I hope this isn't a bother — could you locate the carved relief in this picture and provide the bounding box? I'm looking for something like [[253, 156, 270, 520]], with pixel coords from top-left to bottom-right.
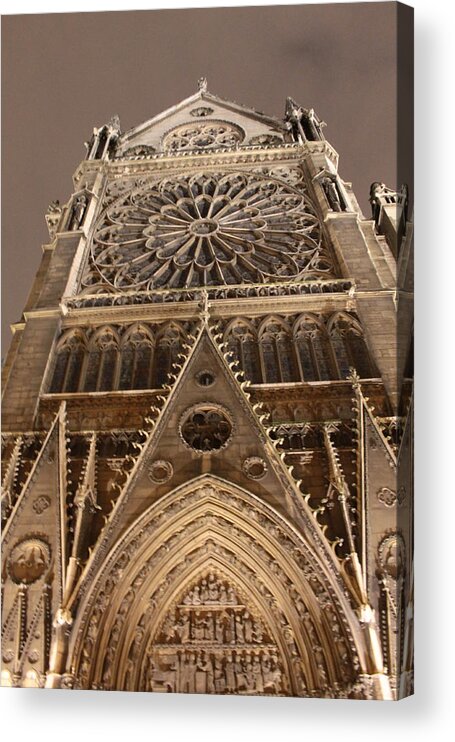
[[378, 533, 405, 581], [249, 134, 284, 147], [72, 481, 360, 696], [7, 538, 51, 584], [377, 487, 405, 508], [162, 122, 244, 152], [32, 496, 51, 515], [190, 107, 214, 117], [144, 572, 284, 695], [148, 460, 173, 484]]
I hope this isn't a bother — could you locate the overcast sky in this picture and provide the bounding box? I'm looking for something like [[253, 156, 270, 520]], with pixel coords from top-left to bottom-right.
[[1, 2, 411, 355]]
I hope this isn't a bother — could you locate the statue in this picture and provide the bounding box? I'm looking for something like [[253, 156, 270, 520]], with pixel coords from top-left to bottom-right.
[[197, 77, 208, 92], [225, 653, 236, 692], [321, 176, 344, 212], [69, 194, 88, 231], [47, 199, 61, 215]]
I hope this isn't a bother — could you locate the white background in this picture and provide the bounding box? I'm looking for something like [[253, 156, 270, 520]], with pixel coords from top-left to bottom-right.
[[1, 1, 453, 740]]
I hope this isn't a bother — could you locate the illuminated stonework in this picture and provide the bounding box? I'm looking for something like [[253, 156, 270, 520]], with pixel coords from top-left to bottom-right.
[[84, 171, 330, 291], [163, 122, 244, 151]]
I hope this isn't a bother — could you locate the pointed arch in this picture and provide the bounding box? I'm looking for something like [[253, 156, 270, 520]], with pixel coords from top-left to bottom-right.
[[327, 312, 377, 379], [83, 326, 120, 392], [153, 322, 185, 387], [69, 476, 368, 697], [293, 313, 336, 382], [49, 329, 87, 393], [119, 324, 155, 390], [223, 318, 261, 384], [258, 316, 297, 383]]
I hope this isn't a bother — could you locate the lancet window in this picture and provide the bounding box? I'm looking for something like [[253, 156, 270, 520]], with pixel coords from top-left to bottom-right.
[[293, 316, 335, 382], [83, 328, 120, 392], [223, 312, 377, 384], [328, 313, 377, 379], [49, 331, 86, 393], [225, 321, 262, 384], [258, 318, 297, 384], [48, 322, 187, 393], [119, 326, 154, 390]]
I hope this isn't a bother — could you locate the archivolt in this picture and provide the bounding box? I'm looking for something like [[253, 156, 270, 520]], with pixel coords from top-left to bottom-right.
[[69, 476, 366, 697]]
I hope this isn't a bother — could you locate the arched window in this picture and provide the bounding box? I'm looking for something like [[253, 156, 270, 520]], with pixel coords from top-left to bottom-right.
[[224, 320, 261, 383], [328, 313, 376, 379], [83, 328, 120, 392], [50, 330, 86, 393], [259, 318, 297, 383], [119, 326, 155, 390], [153, 324, 184, 387], [293, 315, 335, 382]]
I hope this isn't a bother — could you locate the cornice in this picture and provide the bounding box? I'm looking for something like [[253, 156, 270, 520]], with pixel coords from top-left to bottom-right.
[[72, 140, 339, 186]]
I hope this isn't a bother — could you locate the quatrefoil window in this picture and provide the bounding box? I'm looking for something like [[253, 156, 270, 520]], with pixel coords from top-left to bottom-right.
[[180, 405, 233, 452]]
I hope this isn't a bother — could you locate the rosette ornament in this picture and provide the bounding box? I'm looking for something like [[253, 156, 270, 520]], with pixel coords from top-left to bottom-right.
[[85, 172, 333, 292]]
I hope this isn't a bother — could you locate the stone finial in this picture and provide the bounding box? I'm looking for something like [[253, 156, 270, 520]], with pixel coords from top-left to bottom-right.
[[197, 77, 208, 93]]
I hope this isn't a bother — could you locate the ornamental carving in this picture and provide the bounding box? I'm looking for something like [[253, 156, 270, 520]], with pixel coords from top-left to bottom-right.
[[378, 533, 405, 580], [242, 457, 268, 480], [180, 405, 233, 453], [148, 460, 173, 484], [32, 496, 51, 515], [162, 122, 244, 152], [122, 145, 156, 158], [190, 107, 214, 117], [249, 134, 283, 146], [8, 538, 50, 585], [145, 572, 283, 695], [83, 171, 331, 292], [377, 487, 406, 508]]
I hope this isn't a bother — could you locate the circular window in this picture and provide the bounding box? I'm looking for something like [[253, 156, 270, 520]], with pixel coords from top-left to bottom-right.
[[180, 405, 233, 452], [242, 457, 268, 480], [195, 370, 216, 388], [148, 460, 173, 484]]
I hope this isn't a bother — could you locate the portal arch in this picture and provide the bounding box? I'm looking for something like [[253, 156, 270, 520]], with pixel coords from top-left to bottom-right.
[[69, 476, 365, 697]]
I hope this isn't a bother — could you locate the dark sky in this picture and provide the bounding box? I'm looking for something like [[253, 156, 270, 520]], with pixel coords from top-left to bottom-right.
[[1, 2, 406, 356]]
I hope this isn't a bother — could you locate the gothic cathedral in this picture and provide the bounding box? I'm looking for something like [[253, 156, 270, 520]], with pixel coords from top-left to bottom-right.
[[1, 82, 413, 700]]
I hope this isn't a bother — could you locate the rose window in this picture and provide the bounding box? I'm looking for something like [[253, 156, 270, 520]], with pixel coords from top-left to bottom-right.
[[84, 171, 332, 292], [163, 122, 244, 152], [180, 405, 233, 452]]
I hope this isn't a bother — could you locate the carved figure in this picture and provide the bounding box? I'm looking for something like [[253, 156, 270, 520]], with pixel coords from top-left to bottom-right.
[[69, 194, 88, 230]]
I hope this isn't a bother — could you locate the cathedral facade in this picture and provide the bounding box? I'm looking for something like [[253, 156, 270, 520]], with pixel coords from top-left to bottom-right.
[[1, 82, 413, 699]]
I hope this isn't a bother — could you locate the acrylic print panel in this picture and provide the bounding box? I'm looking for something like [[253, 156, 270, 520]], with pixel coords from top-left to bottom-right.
[[1, 2, 413, 700]]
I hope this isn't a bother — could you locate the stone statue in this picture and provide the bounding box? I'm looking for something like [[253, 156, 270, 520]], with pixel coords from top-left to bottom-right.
[[47, 199, 61, 215], [235, 614, 245, 643], [69, 194, 88, 231], [321, 176, 344, 212]]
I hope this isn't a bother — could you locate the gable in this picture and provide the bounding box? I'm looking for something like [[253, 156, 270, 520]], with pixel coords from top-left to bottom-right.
[[118, 90, 288, 156]]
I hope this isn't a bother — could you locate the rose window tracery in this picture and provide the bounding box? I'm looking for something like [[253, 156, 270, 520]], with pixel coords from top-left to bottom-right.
[[83, 171, 332, 292], [163, 122, 244, 152], [180, 405, 233, 452]]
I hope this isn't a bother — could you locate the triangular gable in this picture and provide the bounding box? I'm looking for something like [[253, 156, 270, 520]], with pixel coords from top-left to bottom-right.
[[118, 87, 287, 155], [74, 324, 346, 608]]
